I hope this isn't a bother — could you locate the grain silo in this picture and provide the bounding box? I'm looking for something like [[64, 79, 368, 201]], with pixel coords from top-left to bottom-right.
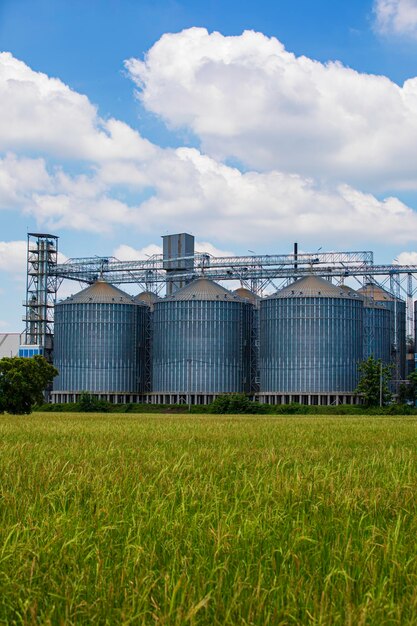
[[134, 291, 161, 393], [233, 288, 260, 392], [357, 283, 406, 379], [151, 278, 253, 404], [363, 301, 392, 364], [233, 287, 260, 305], [340, 285, 392, 365], [259, 275, 364, 405], [52, 280, 148, 403], [134, 291, 161, 311]]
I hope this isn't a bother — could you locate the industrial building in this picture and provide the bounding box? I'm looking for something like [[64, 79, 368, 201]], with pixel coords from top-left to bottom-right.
[[0, 333, 22, 359], [16, 232, 414, 406]]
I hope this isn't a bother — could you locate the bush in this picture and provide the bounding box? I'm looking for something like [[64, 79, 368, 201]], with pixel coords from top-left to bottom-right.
[[208, 394, 268, 414], [77, 393, 111, 413], [34, 398, 417, 416]]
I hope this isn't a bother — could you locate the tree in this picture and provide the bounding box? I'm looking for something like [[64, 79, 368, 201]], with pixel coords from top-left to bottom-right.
[[398, 370, 417, 405], [0, 356, 58, 414], [355, 356, 392, 407]]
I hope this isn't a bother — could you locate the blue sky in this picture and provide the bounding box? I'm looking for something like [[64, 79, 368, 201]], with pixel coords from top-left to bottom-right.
[[1, 0, 417, 330]]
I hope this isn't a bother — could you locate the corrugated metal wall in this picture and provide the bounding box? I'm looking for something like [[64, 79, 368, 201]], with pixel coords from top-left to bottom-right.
[[385, 300, 406, 379], [260, 296, 363, 393], [53, 302, 148, 393], [152, 299, 252, 393], [363, 304, 392, 364]]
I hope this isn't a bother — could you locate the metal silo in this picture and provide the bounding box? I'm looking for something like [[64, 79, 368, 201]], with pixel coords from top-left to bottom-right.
[[259, 276, 364, 405], [134, 291, 161, 393], [134, 291, 161, 311], [340, 286, 392, 365], [233, 288, 260, 305], [151, 278, 253, 404], [410, 300, 417, 374], [363, 300, 392, 364], [52, 280, 148, 403], [357, 283, 406, 380], [234, 288, 260, 393]]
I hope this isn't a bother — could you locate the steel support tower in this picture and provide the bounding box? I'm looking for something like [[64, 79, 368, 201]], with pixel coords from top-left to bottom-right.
[[23, 233, 59, 362]]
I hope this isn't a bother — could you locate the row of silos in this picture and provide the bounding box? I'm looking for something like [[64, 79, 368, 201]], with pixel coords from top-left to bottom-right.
[[51, 275, 405, 403]]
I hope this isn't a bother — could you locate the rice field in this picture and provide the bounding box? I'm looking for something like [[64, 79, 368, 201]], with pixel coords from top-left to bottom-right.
[[1, 413, 417, 625]]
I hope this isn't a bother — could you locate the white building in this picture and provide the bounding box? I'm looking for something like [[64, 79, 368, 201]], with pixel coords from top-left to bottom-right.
[[0, 333, 22, 359]]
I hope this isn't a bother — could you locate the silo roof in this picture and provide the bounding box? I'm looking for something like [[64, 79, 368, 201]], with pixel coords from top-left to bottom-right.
[[357, 283, 402, 303], [134, 291, 161, 305], [339, 284, 363, 298], [234, 288, 260, 304], [165, 278, 245, 301], [338, 284, 389, 308], [267, 275, 362, 300], [59, 280, 140, 305]]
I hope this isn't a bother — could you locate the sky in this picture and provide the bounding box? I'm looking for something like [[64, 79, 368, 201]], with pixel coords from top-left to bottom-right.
[[1, 0, 417, 331]]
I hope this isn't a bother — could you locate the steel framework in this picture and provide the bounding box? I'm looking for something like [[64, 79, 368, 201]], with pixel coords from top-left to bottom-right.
[[23, 233, 59, 361], [24, 234, 417, 381]]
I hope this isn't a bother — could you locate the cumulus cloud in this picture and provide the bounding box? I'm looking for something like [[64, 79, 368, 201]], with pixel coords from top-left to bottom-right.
[[395, 251, 417, 264], [126, 27, 417, 189], [3, 144, 417, 247], [1, 50, 417, 249], [0, 154, 51, 209], [127, 148, 417, 245], [114, 240, 234, 262], [195, 242, 234, 257], [113, 243, 162, 260], [0, 52, 156, 162], [0, 240, 27, 274], [29, 191, 135, 233], [374, 0, 417, 37], [0, 239, 67, 279]]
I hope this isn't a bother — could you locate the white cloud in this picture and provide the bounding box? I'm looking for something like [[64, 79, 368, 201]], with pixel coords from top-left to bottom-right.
[[3, 145, 417, 247], [126, 27, 417, 189], [0, 153, 51, 209], [195, 242, 234, 257], [128, 148, 417, 245], [113, 243, 162, 260], [113, 240, 234, 262], [0, 50, 417, 251], [0, 240, 27, 274], [0, 52, 156, 162], [374, 0, 417, 37], [395, 251, 417, 264], [0, 239, 67, 279], [29, 191, 135, 233]]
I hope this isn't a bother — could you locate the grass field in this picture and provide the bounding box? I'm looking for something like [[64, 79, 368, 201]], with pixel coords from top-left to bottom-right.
[[1, 414, 417, 625]]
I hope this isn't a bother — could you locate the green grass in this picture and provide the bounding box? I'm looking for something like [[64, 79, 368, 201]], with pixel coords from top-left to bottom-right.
[[1, 414, 417, 625]]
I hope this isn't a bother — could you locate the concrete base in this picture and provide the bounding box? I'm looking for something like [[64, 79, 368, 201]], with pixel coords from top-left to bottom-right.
[[51, 392, 145, 404], [256, 393, 362, 406], [51, 391, 362, 406]]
